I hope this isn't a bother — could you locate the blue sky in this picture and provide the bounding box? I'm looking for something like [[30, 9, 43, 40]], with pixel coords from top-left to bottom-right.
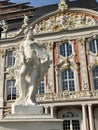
[[11, 0, 59, 7], [10, 0, 98, 7]]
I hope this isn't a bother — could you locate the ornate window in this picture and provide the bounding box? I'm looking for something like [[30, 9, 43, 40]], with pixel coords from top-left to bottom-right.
[[38, 79, 45, 94], [60, 42, 72, 57], [89, 39, 98, 54], [62, 112, 80, 130], [7, 80, 16, 100], [61, 69, 75, 91], [92, 66, 98, 90], [7, 50, 15, 67]]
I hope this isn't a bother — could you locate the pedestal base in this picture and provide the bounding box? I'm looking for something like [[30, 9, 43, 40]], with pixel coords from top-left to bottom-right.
[[0, 114, 63, 130], [12, 103, 43, 114]]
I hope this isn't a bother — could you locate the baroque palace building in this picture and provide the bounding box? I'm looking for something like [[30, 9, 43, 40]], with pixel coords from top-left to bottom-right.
[[1, 0, 98, 130]]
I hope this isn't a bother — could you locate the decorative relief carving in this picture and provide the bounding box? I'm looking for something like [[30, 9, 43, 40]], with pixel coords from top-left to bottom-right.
[[57, 53, 76, 71], [78, 38, 89, 90], [0, 50, 6, 57], [58, 0, 68, 12], [37, 90, 97, 102], [33, 12, 96, 34], [44, 42, 53, 51]]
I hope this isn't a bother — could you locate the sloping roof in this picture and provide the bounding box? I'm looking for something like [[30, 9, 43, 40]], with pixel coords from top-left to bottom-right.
[[0, 0, 35, 21], [68, 0, 98, 10]]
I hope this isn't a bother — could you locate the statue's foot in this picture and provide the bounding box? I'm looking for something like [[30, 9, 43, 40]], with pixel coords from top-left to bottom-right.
[[26, 98, 36, 105]]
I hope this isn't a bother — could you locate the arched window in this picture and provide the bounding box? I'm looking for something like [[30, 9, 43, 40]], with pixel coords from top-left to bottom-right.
[[60, 42, 72, 57], [89, 39, 98, 54], [92, 66, 98, 90], [62, 112, 81, 130], [61, 69, 75, 91]]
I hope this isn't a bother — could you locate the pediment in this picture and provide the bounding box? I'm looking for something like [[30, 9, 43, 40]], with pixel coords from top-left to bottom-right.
[[31, 8, 98, 34]]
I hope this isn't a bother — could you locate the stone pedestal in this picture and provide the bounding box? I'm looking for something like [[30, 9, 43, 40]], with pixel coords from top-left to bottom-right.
[[0, 114, 63, 130], [12, 103, 43, 114], [0, 104, 63, 130]]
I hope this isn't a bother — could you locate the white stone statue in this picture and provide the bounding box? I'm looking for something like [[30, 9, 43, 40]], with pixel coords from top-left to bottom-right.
[[8, 28, 51, 105], [22, 15, 29, 28], [2, 20, 8, 32]]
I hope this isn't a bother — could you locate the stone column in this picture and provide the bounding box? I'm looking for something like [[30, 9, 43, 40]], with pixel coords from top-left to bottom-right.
[[0, 50, 5, 119], [50, 106, 54, 117], [82, 104, 87, 130], [45, 106, 48, 114], [88, 104, 94, 130]]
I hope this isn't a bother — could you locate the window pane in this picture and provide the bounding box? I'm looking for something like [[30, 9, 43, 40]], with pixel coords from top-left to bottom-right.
[[68, 69, 74, 79], [7, 51, 15, 67], [38, 79, 44, 94], [62, 112, 79, 118], [61, 69, 75, 91], [93, 66, 98, 90], [69, 80, 75, 91], [93, 66, 98, 77], [7, 80, 16, 100], [60, 42, 72, 57], [72, 120, 80, 130], [89, 39, 98, 53], [62, 70, 67, 79], [94, 79, 98, 90], [62, 81, 68, 91], [96, 39, 98, 51], [66, 43, 72, 56], [63, 120, 70, 130]]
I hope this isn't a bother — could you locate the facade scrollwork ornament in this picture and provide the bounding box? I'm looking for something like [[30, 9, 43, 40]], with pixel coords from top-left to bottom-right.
[[92, 34, 97, 39], [82, 80, 88, 90], [46, 84, 53, 93], [45, 42, 53, 51], [33, 12, 96, 34], [58, 0, 68, 12], [77, 38, 85, 46], [71, 62, 79, 72], [57, 57, 77, 72], [0, 50, 6, 57]]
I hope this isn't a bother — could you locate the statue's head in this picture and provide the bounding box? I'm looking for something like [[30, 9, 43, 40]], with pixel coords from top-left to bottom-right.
[[26, 27, 34, 41]]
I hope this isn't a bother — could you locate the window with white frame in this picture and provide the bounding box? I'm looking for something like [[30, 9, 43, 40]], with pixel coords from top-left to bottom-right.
[[89, 39, 98, 54], [92, 66, 98, 90], [61, 69, 75, 91], [62, 112, 81, 130], [7, 80, 16, 100], [38, 79, 45, 94], [7, 50, 15, 67], [60, 42, 72, 57]]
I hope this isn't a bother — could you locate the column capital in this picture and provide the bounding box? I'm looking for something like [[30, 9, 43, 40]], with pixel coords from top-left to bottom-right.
[[82, 104, 86, 107], [88, 103, 92, 106]]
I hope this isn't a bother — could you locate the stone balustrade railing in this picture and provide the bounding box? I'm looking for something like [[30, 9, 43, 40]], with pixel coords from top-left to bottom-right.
[[36, 90, 98, 102]]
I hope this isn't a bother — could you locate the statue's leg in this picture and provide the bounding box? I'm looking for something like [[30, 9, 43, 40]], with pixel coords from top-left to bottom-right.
[[16, 65, 27, 102], [26, 67, 39, 105]]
